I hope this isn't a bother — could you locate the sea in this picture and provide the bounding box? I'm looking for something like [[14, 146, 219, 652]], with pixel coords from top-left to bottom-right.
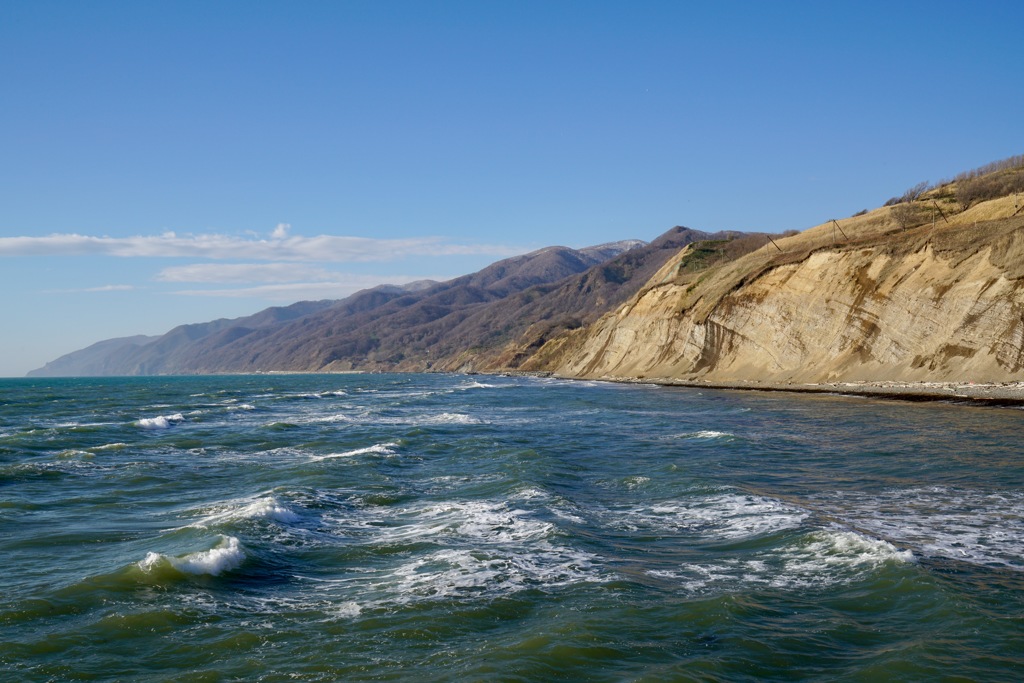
[[1, 373, 1022, 681]]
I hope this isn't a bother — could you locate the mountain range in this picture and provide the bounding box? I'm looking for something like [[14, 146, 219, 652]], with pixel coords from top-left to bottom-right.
[[29, 233, 730, 376], [30, 156, 1024, 385]]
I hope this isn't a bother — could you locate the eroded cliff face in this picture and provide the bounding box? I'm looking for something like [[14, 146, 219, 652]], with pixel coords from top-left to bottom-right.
[[533, 199, 1024, 384]]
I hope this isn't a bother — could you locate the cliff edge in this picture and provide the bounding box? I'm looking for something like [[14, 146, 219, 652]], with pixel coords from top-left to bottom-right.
[[527, 167, 1024, 384]]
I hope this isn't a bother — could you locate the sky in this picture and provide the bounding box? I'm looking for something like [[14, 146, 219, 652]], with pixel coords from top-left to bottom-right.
[[1, 0, 1021, 376]]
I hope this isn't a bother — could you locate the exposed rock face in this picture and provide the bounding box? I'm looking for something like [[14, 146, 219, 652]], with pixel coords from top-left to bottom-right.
[[535, 200, 1024, 384]]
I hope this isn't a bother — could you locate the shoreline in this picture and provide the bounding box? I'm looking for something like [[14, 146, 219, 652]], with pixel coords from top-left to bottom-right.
[[589, 376, 1024, 407], [16, 370, 1024, 407]]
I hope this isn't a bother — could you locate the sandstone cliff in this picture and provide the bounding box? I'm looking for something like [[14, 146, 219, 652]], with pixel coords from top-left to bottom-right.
[[528, 191, 1024, 384]]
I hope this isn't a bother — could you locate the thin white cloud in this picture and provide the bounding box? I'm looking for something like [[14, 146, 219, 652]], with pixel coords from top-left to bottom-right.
[[85, 284, 136, 292], [43, 284, 136, 294], [0, 231, 522, 262], [171, 275, 442, 301], [156, 263, 339, 284]]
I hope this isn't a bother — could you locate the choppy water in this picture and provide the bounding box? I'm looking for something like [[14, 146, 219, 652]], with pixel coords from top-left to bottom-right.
[[1, 374, 1022, 681]]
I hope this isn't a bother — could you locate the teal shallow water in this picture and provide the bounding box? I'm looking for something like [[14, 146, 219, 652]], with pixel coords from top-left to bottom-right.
[[1, 374, 1022, 681]]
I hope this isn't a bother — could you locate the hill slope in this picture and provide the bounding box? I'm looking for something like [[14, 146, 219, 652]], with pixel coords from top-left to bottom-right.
[[527, 166, 1024, 384], [431, 227, 747, 372], [28, 335, 161, 377], [29, 238, 669, 376]]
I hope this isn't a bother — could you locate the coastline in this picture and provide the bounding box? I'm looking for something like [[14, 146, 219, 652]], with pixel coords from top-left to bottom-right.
[[17, 370, 1024, 407], [492, 370, 1024, 406], [594, 376, 1024, 407]]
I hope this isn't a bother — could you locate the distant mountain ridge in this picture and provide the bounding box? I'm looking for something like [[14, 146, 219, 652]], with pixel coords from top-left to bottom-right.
[[29, 335, 161, 378], [30, 235, 691, 376]]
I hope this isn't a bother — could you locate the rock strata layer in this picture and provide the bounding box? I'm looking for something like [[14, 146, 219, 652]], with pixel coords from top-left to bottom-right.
[[531, 198, 1024, 385]]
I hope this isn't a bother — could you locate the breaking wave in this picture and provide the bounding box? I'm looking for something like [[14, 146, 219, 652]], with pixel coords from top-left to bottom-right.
[[311, 442, 400, 461], [136, 413, 185, 430], [138, 535, 246, 577], [190, 496, 301, 527], [649, 527, 914, 594], [811, 487, 1024, 570]]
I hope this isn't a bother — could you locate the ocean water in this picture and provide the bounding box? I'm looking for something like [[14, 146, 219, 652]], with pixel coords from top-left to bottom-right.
[[1, 373, 1022, 682]]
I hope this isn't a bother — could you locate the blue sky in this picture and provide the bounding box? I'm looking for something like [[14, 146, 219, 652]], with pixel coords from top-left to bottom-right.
[[1, 0, 1021, 376]]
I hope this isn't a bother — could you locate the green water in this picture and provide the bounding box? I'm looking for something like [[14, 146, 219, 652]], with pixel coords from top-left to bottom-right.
[[1, 374, 1021, 681]]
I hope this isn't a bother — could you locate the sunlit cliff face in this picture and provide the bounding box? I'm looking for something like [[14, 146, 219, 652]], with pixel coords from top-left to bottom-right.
[[538, 198, 1024, 385]]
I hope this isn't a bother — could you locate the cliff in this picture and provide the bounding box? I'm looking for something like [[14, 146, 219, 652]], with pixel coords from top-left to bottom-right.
[[528, 188, 1024, 384]]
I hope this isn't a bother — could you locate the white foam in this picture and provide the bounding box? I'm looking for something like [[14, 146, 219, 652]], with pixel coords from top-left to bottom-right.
[[333, 601, 362, 618], [456, 381, 498, 390], [136, 413, 185, 430], [680, 430, 733, 440], [239, 497, 300, 524], [192, 495, 300, 527], [360, 412, 483, 425], [56, 449, 94, 459], [428, 412, 480, 425], [309, 410, 483, 427], [57, 421, 113, 429], [550, 508, 587, 524], [390, 549, 508, 596], [770, 529, 914, 588], [138, 535, 245, 576], [650, 527, 913, 594], [606, 492, 808, 540], [311, 442, 399, 461], [379, 543, 600, 602], [375, 499, 554, 545], [329, 496, 605, 602], [345, 412, 483, 426], [811, 487, 1024, 570], [91, 442, 129, 451], [624, 476, 651, 490], [310, 413, 362, 424]]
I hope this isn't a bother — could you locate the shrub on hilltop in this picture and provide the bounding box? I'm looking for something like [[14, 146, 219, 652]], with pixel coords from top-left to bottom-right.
[[882, 154, 1024, 212], [955, 167, 1024, 209]]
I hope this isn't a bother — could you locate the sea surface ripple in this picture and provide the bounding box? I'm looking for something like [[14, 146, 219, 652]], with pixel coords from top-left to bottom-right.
[[1, 374, 1022, 681]]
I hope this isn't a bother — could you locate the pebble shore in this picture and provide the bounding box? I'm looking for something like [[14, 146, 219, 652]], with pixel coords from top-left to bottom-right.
[[629, 378, 1024, 406]]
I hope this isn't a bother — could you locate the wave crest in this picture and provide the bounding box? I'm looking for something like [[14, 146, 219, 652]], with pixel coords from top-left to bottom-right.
[[136, 414, 185, 430], [138, 535, 245, 577]]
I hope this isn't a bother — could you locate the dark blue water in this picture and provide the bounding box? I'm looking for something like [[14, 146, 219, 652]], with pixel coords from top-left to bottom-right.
[[1, 374, 1022, 681]]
